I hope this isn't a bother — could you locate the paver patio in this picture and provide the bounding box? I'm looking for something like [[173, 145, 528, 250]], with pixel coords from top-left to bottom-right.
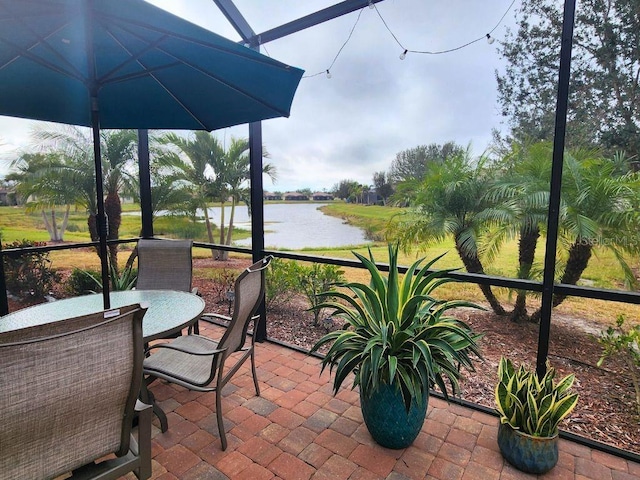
[[135, 323, 640, 480]]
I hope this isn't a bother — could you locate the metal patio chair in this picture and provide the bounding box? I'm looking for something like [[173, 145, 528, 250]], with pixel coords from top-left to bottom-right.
[[136, 238, 200, 334], [0, 304, 151, 480], [142, 256, 272, 450]]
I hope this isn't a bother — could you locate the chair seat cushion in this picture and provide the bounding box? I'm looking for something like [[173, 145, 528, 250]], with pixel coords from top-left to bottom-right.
[[144, 335, 220, 387]]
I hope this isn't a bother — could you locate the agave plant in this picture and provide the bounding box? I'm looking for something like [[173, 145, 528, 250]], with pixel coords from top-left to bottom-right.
[[80, 261, 137, 292], [310, 243, 483, 411], [495, 357, 579, 437]]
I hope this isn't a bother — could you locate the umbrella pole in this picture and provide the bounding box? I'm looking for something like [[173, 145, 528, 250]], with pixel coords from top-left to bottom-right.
[[83, 2, 109, 308], [91, 99, 111, 309]]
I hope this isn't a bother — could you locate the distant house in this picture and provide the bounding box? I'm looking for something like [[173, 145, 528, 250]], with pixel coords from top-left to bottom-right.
[[0, 187, 16, 206], [283, 192, 308, 201], [312, 192, 333, 201], [263, 191, 282, 201], [365, 189, 382, 205]]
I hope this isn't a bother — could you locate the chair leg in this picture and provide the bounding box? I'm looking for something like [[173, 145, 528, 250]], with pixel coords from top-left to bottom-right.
[[216, 391, 227, 451], [140, 376, 169, 433], [188, 320, 199, 335], [250, 347, 260, 396], [136, 401, 153, 480]]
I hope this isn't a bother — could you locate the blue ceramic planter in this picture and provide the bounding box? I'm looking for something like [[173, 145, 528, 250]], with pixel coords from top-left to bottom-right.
[[360, 384, 428, 449], [497, 422, 559, 474]]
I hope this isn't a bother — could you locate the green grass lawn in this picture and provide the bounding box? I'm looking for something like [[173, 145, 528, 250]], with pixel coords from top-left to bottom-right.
[[2, 202, 638, 327]]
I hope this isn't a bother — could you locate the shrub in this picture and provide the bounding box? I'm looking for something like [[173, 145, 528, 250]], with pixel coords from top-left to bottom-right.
[[265, 258, 302, 308], [3, 239, 60, 299], [209, 268, 238, 306], [298, 262, 345, 326], [65, 267, 102, 295], [154, 216, 206, 239], [597, 315, 640, 416]]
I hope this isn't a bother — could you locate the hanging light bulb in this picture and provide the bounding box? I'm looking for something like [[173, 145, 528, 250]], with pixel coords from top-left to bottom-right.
[[326, 69, 332, 79], [486, 33, 495, 45], [399, 49, 408, 60]]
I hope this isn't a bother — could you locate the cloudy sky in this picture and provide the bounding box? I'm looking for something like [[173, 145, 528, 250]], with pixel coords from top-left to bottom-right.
[[0, 0, 517, 192]]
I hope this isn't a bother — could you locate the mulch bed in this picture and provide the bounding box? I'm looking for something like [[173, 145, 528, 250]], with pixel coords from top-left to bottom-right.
[[192, 258, 640, 456], [8, 256, 640, 456]]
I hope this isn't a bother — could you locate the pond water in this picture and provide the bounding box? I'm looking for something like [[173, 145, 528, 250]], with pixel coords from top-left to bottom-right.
[[203, 203, 370, 249]]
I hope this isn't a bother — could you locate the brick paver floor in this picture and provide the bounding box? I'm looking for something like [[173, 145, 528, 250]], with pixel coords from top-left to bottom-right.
[[134, 323, 640, 480]]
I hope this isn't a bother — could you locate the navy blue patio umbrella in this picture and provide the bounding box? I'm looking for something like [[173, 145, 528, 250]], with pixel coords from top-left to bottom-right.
[[0, 0, 303, 307]]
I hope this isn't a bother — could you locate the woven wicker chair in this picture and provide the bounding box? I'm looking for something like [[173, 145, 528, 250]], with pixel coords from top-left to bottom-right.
[[143, 256, 272, 450], [136, 238, 199, 334], [0, 304, 151, 480]]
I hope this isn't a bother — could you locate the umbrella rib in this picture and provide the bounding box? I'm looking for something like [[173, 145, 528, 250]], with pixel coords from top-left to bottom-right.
[[101, 23, 291, 117], [0, 14, 86, 84], [99, 11, 291, 70], [156, 47, 291, 117], [98, 62, 184, 84], [94, 27, 207, 130], [95, 31, 173, 85]]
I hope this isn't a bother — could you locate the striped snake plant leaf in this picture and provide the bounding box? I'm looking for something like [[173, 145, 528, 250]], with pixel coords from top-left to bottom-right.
[[494, 357, 579, 436]]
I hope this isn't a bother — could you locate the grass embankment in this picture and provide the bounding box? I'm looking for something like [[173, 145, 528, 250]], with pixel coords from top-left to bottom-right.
[[314, 203, 640, 328], [1, 202, 638, 327], [0, 203, 249, 270]]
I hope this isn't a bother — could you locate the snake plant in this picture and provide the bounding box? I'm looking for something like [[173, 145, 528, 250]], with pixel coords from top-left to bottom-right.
[[310, 243, 483, 412], [495, 357, 579, 437]]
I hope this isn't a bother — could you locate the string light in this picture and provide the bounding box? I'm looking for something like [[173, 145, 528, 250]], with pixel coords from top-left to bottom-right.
[[303, 0, 516, 78], [303, 7, 365, 78]]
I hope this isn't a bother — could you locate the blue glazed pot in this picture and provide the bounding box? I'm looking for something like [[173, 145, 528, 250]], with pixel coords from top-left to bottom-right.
[[497, 422, 559, 474], [360, 383, 428, 449]]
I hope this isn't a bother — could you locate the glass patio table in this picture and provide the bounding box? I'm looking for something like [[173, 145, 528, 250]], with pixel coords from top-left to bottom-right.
[[0, 290, 205, 342]]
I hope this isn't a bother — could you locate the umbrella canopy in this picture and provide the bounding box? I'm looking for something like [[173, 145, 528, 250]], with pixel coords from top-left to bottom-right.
[[0, 0, 304, 308], [0, 0, 303, 129]]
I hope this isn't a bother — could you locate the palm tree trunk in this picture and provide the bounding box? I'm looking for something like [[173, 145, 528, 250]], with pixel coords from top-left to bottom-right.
[[455, 237, 506, 315], [216, 200, 226, 260], [511, 225, 540, 322], [87, 211, 99, 240], [530, 240, 592, 323], [59, 205, 70, 242], [221, 199, 236, 261], [50, 209, 59, 241], [105, 192, 122, 274], [203, 206, 216, 259], [41, 210, 54, 241]]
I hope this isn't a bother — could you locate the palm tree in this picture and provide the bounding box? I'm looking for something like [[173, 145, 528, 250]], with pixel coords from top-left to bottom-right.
[[216, 137, 276, 260], [485, 142, 553, 322], [529, 149, 640, 321], [30, 126, 137, 268], [101, 130, 138, 270], [393, 151, 506, 315], [159, 131, 224, 258], [7, 152, 79, 242]]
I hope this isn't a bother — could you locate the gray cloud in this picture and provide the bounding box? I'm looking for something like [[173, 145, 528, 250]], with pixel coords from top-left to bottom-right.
[[0, 0, 515, 191]]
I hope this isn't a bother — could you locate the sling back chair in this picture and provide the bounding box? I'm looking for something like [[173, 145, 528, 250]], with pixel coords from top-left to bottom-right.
[[136, 238, 200, 334], [143, 256, 272, 450], [0, 304, 151, 480]]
